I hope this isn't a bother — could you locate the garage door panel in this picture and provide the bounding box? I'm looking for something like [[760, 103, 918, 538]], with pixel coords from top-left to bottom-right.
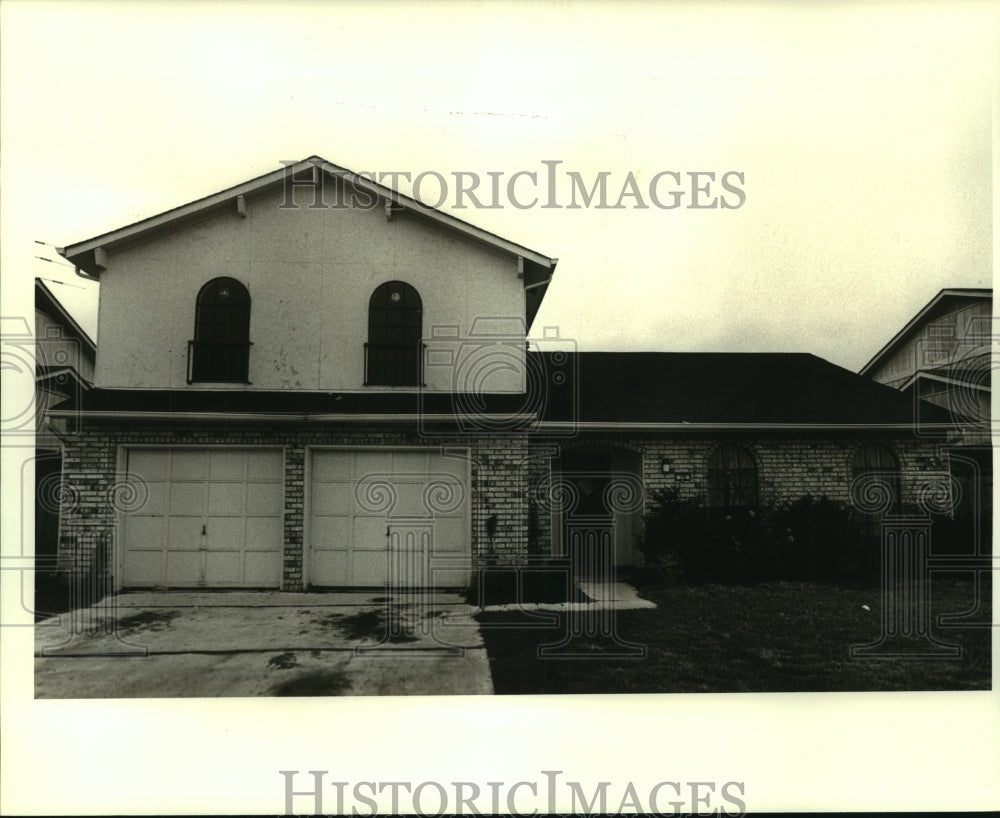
[[171, 451, 209, 480], [209, 451, 247, 480], [431, 567, 468, 587], [353, 551, 392, 586], [312, 482, 352, 515], [207, 482, 245, 515], [423, 480, 466, 516], [247, 482, 283, 515], [123, 448, 283, 589], [387, 532, 430, 586], [354, 452, 391, 478], [126, 517, 167, 549], [165, 517, 204, 550], [245, 552, 282, 585], [311, 550, 347, 586], [431, 518, 466, 552], [128, 450, 170, 481], [313, 454, 353, 481], [247, 450, 283, 478], [205, 552, 242, 584], [393, 482, 428, 516], [354, 517, 388, 551], [393, 451, 429, 472], [436, 456, 469, 479], [246, 517, 282, 550], [309, 449, 470, 587], [122, 551, 164, 585], [136, 482, 169, 516], [169, 483, 206, 516], [206, 517, 243, 551], [165, 551, 202, 584], [310, 515, 350, 548]]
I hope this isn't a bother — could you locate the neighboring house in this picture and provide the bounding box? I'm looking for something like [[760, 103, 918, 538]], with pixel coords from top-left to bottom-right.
[[860, 288, 992, 446], [34, 278, 96, 566], [52, 156, 955, 591], [860, 288, 993, 552]]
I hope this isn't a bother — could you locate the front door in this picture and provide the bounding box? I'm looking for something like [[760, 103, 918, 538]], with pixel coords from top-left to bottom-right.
[[560, 451, 614, 577]]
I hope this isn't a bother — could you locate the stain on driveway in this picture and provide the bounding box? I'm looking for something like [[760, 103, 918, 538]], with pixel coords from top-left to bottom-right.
[[34, 591, 492, 698]]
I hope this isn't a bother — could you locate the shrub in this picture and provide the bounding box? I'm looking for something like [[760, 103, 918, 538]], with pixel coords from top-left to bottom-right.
[[770, 495, 870, 583], [636, 489, 766, 583], [635, 488, 709, 581], [638, 489, 876, 585]]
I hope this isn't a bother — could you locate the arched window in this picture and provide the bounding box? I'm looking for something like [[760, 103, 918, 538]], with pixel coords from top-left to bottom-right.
[[852, 443, 901, 522], [189, 277, 251, 383], [707, 444, 758, 510], [365, 281, 423, 386]]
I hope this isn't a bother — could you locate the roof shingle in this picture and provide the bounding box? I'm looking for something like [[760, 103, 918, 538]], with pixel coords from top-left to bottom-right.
[[54, 352, 953, 427]]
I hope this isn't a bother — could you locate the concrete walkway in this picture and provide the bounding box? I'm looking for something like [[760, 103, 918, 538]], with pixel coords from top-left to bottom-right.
[[34, 590, 493, 698], [481, 580, 657, 613]]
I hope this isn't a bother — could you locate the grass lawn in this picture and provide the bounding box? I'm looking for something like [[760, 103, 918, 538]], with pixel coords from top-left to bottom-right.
[[476, 574, 993, 693]]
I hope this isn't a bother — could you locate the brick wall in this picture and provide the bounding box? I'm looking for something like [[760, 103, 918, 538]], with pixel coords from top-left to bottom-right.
[[58, 420, 950, 587], [57, 418, 530, 590], [527, 432, 949, 554]]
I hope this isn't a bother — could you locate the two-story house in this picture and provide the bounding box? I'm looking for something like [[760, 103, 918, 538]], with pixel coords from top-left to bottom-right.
[[52, 156, 955, 593]]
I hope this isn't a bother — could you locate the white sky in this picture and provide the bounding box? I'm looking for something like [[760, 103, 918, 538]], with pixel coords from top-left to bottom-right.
[[1, 2, 998, 815], [3, 1, 995, 370]]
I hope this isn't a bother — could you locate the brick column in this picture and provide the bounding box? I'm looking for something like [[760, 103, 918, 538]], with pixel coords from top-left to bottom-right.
[[283, 445, 305, 590]]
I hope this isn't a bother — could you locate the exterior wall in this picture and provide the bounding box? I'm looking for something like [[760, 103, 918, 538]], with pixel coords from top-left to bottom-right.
[[34, 307, 96, 447], [34, 308, 96, 385], [57, 419, 530, 590], [868, 299, 991, 389], [94, 183, 527, 392], [640, 435, 945, 507], [58, 421, 950, 584], [528, 432, 949, 557], [919, 381, 991, 446], [867, 297, 992, 447], [526, 448, 554, 555]]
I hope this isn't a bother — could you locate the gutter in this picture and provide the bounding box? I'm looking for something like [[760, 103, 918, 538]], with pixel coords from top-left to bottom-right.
[[534, 421, 956, 432], [45, 410, 954, 432], [73, 265, 100, 283], [46, 410, 539, 424]]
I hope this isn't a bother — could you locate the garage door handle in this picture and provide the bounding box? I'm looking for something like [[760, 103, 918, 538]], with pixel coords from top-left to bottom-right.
[[202, 524, 207, 536]]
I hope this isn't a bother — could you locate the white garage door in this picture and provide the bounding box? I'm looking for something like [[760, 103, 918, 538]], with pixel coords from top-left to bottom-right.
[[122, 449, 284, 588], [309, 449, 470, 588]]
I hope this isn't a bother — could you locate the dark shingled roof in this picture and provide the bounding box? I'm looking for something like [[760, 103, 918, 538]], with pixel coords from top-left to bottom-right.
[[530, 352, 953, 426], [54, 352, 953, 427]]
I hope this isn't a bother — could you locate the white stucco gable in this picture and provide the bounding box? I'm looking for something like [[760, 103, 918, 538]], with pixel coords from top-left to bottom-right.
[[58, 157, 557, 392]]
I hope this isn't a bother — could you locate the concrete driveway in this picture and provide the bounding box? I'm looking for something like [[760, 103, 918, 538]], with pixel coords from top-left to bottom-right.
[[34, 590, 493, 698]]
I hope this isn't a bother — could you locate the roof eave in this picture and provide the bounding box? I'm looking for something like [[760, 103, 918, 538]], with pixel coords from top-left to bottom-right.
[[36, 368, 93, 390], [860, 287, 993, 376], [57, 156, 558, 276], [899, 370, 992, 393], [33, 279, 97, 353]]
